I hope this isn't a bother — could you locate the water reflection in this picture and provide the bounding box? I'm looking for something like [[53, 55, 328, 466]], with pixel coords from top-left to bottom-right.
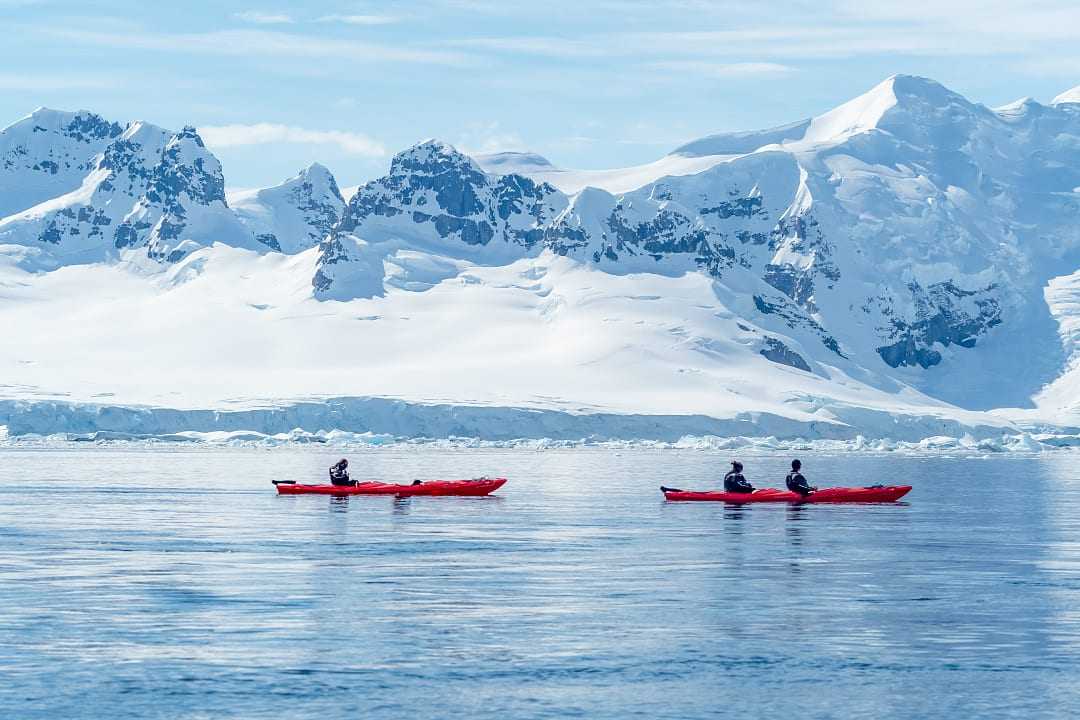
[[722, 504, 746, 525], [0, 448, 1074, 720], [785, 504, 807, 574]]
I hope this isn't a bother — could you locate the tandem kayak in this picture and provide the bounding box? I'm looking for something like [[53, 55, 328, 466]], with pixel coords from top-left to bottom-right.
[[661, 485, 911, 503], [275, 477, 507, 496]]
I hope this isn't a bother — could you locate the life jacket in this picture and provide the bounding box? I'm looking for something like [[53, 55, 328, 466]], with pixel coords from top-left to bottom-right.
[[786, 471, 809, 493]]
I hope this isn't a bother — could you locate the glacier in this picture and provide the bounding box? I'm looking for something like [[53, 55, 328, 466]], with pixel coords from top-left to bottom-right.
[[2, 75, 1080, 446]]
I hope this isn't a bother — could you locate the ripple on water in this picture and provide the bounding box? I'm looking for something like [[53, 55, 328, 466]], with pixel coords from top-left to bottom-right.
[[1, 448, 1079, 719]]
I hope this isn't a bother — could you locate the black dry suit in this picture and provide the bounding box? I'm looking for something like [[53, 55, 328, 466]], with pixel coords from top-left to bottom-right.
[[785, 470, 813, 496], [329, 460, 353, 487], [724, 470, 754, 494]]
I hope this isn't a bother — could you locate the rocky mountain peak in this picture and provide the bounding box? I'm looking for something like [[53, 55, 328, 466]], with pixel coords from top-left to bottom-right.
[[0, 108, 128, 217], [231, 163, 347, 254], [151, 126, 227, 208], [21, 107, 124, 144], [389, 139, 482, 178], [298, 162, 345, 203]]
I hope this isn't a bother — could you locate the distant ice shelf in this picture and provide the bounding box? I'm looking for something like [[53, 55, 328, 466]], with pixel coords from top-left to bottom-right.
[[0, 395, 1059, 447]]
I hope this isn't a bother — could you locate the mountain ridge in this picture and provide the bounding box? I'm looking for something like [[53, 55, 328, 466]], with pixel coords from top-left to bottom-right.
[[2, 74, 1080, 440]]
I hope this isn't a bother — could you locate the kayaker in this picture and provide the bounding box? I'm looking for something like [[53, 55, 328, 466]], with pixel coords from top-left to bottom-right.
[[329, 458, 354, 487], [723, 460, 754, 494], [785, 459, 817, 497]]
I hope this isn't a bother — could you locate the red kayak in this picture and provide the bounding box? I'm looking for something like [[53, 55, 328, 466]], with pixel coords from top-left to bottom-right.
[[275, 477, 507, 496], [661, 485, 911, 503]]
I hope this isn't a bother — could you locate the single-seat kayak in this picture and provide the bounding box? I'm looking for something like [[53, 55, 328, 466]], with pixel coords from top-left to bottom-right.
[[661, 485, 911, 503], [275, 477, 507, 496]]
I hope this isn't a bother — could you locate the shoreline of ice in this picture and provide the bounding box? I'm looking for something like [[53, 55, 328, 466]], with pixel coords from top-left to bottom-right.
[[0, 397, 1077, 455]]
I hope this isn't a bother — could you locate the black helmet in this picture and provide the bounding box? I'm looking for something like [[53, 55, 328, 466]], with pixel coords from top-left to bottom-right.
[[731, 460, 743, 472], [791, 459, 801, 470], [338, 458, 349, 467]]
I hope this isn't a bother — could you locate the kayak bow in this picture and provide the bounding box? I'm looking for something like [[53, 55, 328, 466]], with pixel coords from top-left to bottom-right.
[[661, 485, 911, 503], [275, 477, 507, 497]]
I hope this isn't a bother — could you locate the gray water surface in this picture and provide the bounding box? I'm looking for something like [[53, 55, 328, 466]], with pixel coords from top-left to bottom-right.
[[1, 448, 1078, 719]]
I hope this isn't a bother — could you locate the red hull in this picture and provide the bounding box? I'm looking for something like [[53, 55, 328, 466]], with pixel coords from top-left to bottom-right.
[[662, 485, 911, 503], [276, 477, 507, 496]]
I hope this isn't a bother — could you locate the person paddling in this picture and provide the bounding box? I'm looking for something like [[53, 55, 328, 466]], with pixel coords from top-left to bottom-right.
[[329, 458, 354, 487], [785, 459, 817, 497], [723, 460, 754, 494]]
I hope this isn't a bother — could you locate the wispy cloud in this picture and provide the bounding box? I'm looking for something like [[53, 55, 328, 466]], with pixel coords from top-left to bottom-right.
[[318, 14, 399, 26], [545, 135, 598, 153], [233, 11, 294, 25], [0, 72, 119, 91], [199, 123, 387, 157], [648, 61, 798, 78], [456, 28, 968, 62], [455, 121, 528, 155], [1018, 57, 1080, 78], [43, 27, 471, 66], [453, 36, 609, 58]]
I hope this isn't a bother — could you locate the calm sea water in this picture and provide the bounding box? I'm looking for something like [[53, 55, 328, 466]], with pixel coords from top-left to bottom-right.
[[1, 447, 1079, 719]]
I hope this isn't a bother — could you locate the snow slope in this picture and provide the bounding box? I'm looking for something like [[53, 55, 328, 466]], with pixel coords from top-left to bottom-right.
[[1035, 269, 1080, 420], [0, 243, 1010, 442], [1053, 85, 1080, 105], [474, 150, 736, 195]]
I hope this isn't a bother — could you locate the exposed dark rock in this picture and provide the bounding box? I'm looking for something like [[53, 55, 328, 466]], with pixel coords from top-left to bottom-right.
[[760, 337, 812, 372], [754, 293, 846, 357], [764, 263, 817, 310], [255, 233, 281, 252], [874, 280, 1002, 368], [62, 112, 124, 144], [701, 195, 764, 219]]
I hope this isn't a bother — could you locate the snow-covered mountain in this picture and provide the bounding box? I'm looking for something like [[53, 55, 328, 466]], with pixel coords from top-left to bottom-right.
[[2, 75, 1080, 443], [230, 163, 345, 254], [313, 140, 566, 299], [314, 75, 1080, 417], [0, 109, 346, 268], [1053, 85, 1080, 106], [0, 108, 123, 218]]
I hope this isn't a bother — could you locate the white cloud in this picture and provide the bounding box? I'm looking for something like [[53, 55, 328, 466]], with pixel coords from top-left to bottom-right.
[[449, 2, 1080, 64], [0, 73, 118, 90], [233, 11, 294, 25], [199, 123, 387, 157], [545, 135, 598, 153], [453, 36, 609, 58], [44, 27, 471, 66], [318, 14, 399, 26], [457, 28, 957, 61], [648, 61, 797, 78], [1018, 57, 1080, 78], [455, 122, 528, 155]]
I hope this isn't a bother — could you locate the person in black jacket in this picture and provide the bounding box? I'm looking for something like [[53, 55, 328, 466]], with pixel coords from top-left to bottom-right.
[[329, 458, 354, 486], [785, 459, 816, 497], [723, 460, 754, 494]]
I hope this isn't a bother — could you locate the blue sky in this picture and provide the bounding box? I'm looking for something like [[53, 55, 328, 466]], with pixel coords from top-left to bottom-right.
[[3, 0, 1079, 188]]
